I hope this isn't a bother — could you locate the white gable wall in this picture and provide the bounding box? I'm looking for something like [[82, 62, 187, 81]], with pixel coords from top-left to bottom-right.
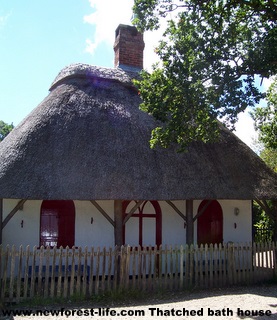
[[2, 199, 252, 248]]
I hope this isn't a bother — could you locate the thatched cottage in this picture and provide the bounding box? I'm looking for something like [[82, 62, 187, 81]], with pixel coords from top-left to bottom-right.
[[0, 25, 276, 249]]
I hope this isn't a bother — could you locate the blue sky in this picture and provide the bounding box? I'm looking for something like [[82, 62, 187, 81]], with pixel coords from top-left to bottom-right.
[[0, 0, 137, 125], [0, 0, 265, 149]]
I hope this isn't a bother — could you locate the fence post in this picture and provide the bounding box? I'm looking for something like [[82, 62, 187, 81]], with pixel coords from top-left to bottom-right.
[[119, 245, 125, 291], [180, 245, 184, 289], [16, 245, 23, 303], [227, 243, 234, 285], [273, 242, 277, 278]]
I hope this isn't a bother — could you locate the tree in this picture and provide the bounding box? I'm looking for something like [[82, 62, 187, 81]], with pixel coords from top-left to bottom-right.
[[253, 147, 277, 242], [251, 76, 277, 242], [133, 0, 277, 151], [252, 77, 277, 149], [0, 120, 14, 142]]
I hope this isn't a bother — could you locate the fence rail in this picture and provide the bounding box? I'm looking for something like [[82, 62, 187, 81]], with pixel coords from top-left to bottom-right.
[[0, 242, 276, 303]]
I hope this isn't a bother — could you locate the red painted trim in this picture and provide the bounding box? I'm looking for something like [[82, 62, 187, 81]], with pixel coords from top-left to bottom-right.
[[197, 200, 223, 245], [40, 200, 75, 248], [122, 200, 162, 247]]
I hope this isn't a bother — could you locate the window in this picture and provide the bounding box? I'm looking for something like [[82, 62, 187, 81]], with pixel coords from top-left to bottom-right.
[[40, 200, 75, 248], [122, 200, 162, 247]]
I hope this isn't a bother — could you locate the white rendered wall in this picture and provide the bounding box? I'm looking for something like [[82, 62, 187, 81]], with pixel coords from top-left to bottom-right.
[[74, 200, 114, 248], [159, 201, 186, 246], [220, 200, 252, 243], [2, 199, 252, 248], [2, 199, 41, 247]]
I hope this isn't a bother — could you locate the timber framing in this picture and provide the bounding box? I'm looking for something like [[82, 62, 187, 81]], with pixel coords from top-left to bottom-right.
[[2, 199, 26, 229], [123, 200, 144, 225], [114, 200, 123, 246], [193, 200, 213, 222], [186, 200, 194, 245], [90, 200, 115, 227], [90, 200, 145, 227], [166, 200, 186, 222], [165, 200, 213, 224]]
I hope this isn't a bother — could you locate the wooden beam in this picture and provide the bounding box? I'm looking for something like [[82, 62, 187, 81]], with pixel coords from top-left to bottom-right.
[[166, 200, 186, 221], [2, 199, 27, 229], [0, 199, 3, 245], [123, 200, 144, 225], [186, 200, 194, 245], [193, 200, 213, 222], [114, 200, 123, 247], [90, 200, 115, 227]]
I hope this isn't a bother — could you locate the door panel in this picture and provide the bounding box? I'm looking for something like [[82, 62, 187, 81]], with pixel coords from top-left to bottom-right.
[[197, 200, 223, 245], [40, 200, 75, 247]]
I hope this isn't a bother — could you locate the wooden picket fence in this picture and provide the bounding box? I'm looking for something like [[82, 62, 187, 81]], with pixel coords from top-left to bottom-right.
[[0, 242, 276, 303]]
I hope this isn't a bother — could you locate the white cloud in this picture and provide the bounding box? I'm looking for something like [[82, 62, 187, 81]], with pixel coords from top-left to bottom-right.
[[84, 1, 265, 150], [84, 0, 163, 69], [84, 0, 134, 55], [234, 109, 258, 150], [85, 38, 97, 55], [0, 12, 10, 30]]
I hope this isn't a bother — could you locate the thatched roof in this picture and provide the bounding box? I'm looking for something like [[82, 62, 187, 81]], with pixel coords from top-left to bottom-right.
[[0, 63, 276, 200]]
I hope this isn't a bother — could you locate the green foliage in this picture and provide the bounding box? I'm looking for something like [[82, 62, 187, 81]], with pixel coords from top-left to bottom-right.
[[0, 120, 14, 142], [253, 200, 274, 243], [252, 77, 277, 150], [260, 148, 277, 172], [133, 0, 277, 150], [252, 96, 277, 243]]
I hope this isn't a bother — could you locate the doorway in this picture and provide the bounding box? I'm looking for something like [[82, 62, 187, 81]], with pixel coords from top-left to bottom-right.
[[40, 200, 75, 247], [197, 200, 223, 245]]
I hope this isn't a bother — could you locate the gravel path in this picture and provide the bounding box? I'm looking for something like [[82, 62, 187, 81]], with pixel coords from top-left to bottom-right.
[[3, 284, 277, 319]]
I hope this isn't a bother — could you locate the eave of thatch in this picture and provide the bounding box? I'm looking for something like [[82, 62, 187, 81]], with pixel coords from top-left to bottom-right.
[[0, 64, 276, 201]]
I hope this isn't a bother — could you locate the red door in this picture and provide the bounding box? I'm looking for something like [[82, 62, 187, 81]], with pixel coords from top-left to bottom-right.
[[197, 200, 223, 245], [122, 201, 162, 247], [40, 200, 75, 248]]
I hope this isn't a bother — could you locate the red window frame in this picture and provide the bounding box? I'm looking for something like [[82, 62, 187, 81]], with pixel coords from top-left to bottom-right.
[[122, 200, 162, 248]]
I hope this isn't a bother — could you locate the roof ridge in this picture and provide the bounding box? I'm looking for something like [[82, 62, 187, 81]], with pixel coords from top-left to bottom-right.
[[49, 63, 140, 91]]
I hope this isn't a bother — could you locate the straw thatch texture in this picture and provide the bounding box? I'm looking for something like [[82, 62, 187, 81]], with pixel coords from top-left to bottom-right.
[[0, 64, 276, 200]]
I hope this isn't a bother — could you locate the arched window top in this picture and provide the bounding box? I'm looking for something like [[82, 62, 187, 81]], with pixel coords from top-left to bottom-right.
[[123, 200, 162, 247]]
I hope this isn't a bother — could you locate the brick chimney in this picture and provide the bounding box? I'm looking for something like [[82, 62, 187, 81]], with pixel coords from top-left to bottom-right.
[[113, 24, 145, 72]]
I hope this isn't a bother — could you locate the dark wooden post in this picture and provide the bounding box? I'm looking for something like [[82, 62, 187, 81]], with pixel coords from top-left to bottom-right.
[[0, 199, 2, 245], [114, 200, 123, 247], [114, 200, 124, 286], [186, 199, 194, 245], [273, 200, 277, 243]]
